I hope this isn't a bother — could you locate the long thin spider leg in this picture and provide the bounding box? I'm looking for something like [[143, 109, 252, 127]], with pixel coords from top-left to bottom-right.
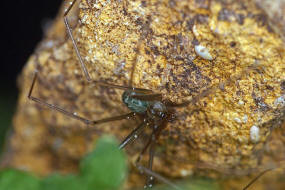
[[28, 72, 136, 126], [179, 158, 285, 176], [133, 129, 158, 189], [145, 134, 156, 188], [119, 121, 147, 149], [136, 164, 183, 190], [242, 168, 274, 190], [28, 72, 91, 124], [63, 0, 152, 93], [64, 0, 91, 82], [131, 93, 162, 101], [63, 0, 78, 18], [133, 131, 154, 188], [91, 82, 153, 93], [91, 112, 135, 125], [129, 38, 144, 87], [135, 130, 154, 165], [171, 64, 260, 108], [144, 123, 169, 188], [134, 124, 182, 189]]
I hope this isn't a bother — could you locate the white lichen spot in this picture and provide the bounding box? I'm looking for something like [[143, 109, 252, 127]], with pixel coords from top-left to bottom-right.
[[238, 100, 244, 105], [112, 45, 119, 55], [114, 61, 126, 75], [234, 117, 242, 124], [94, 3, 101, 9], [81, 14, 89, 23], [129, 0, 146, 16], [250, 125, 260, 143], [43, 40, 54, 49], [180, 169, 191, 177], [274, 95, 285, 107], [214, 27, 220, 34], [193, 25, 199, 37], [242, 115, 248, 123], [53, 44, 71, 61], [194, 45, 213, 60]]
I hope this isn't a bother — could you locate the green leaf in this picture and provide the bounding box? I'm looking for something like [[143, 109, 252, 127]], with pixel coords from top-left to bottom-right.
[[80, 136, 127, 190], [0, 169, 40, 190], [0, 136, 128, 190], [40, 174, 82, 190]]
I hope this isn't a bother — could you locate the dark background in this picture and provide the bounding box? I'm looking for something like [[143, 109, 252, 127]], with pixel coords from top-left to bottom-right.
[[0, 0, 62, 151]]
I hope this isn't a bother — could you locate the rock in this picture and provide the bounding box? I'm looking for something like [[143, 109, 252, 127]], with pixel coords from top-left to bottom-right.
[[255, 0, 285, 42], [1, 0, 285, 189]]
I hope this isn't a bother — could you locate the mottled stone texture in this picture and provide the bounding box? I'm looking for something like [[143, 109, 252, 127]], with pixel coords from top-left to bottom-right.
[[255, 0, 285, 42], [1, 0, 285, 189]]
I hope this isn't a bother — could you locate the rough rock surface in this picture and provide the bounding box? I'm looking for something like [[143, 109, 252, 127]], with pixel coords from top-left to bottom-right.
[[1, 0, 285, 189], [255, 0, 285, 42]]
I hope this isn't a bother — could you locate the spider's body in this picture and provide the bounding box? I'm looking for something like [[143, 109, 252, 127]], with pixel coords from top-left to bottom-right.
[[123, 90, 170, 118], [122, 90, 151, 113]]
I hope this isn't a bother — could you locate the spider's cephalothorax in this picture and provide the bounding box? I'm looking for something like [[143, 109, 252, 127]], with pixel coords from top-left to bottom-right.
[[122, 90, 151, 113], [122, 90, 170, 122]]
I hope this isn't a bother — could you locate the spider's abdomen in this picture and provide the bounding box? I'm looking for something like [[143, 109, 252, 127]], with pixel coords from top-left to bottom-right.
[[122, 90, 150, 113]]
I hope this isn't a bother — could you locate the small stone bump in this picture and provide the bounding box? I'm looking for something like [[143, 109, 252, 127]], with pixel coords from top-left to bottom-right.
[[250, 125, 260, 143], [194, 45, 213, 60]]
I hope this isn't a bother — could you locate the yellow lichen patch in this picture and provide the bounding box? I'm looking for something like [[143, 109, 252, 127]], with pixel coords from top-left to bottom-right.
[[2, 0, 285, 189]]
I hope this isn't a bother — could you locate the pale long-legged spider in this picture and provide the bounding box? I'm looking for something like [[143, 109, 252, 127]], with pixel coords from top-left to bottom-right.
[[28, 0, 270, 189]]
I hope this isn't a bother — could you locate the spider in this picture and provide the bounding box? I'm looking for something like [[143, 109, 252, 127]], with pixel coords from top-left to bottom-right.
[[27, 0, 274, 189]]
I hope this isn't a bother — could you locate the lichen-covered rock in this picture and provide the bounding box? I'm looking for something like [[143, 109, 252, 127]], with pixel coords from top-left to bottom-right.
[[1, 0, 285, 189], [255, 0, 285, 42]]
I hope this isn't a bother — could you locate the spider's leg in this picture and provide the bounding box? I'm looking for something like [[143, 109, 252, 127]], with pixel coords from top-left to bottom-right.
[[129, 37, 144, 87], [119, 121, 147, 149], [91, 112, 135, 125], [135, 131, 153, 164], [145, 135, 155, 188], [63, 0, 91, 81], [91, 82, 153, 93], [130, 93, 162, 101], [63, 0, 152, 93], [136, 164, 182, 190], [171, 63, 261, 108], [243, 168, 273, 190], [28, 72, 90, 124], [134, 130, 156, 188], [63, 0, 78, 18], [134, 130, 181, 189], [145, 123, 166, 188], [28, 72, 136, 126]]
